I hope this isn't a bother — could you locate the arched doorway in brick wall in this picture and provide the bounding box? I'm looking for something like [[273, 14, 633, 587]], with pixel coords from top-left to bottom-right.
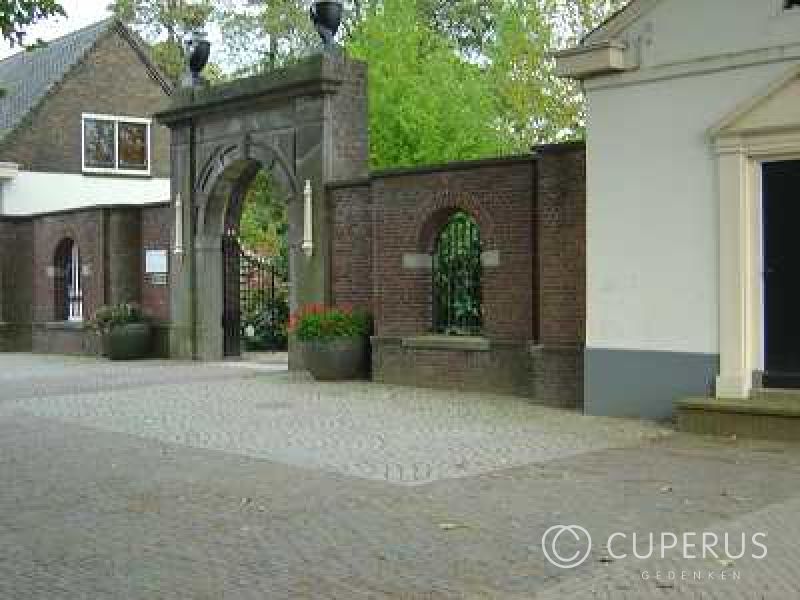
[[191, 141, 299, 361], [201, 148, 295, 359]]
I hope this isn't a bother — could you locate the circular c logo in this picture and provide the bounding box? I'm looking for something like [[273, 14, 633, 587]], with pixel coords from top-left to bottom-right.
[[542, 525, 593, 569]]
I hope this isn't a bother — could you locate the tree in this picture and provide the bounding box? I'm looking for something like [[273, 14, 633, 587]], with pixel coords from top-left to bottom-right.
[[486, 0, 627, 148], [239, 169, 288, 273], [417, 0, 499, 59], [347, 0, 504, 169], [0, 0, 65, 47], [108, 0, 217, 81]]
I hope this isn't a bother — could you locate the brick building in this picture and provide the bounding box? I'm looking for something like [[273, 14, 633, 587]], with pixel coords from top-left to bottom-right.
[[0, 19, 173, 354]]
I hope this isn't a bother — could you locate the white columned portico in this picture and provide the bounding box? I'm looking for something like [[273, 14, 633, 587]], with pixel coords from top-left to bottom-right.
[[713, 65, 800, 398], [715, 144, 754, 398]]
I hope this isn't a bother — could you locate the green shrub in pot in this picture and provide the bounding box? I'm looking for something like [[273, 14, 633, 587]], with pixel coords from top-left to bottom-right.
[[289, 304, 371, 380], [89, 303, 152, 360]]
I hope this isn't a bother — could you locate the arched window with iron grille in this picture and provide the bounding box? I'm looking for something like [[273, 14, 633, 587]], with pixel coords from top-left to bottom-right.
[[54, 239, 83, 322], [432, 211, 482, 335]]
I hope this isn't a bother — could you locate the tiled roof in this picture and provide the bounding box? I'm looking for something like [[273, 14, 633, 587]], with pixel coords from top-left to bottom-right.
[[0, 19, 114, 141]]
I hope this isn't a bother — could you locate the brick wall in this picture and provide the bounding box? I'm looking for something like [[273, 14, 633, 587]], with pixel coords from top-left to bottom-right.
[[0, 218, 33, 350], [141, 204, 171, 322], [0, 203, 172, 355], [329, 146, 586, 408], [0, 26, 171, 176], [533, 143, 586, 409], [330, 182, 372, 313]]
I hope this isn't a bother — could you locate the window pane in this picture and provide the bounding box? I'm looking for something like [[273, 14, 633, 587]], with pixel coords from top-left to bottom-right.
[[119, 122, 148, 170], [83, 119, 116, 169]]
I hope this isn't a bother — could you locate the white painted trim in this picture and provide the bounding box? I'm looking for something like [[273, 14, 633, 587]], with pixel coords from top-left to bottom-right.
[[1, 171, 169, 216], [0, 162, 19, 179], [555, 42, 636, 79], [712, 64, 800, 136], [583, 0, 664, 46], [714, 132, 800, 399], [583, 42, 800, 92], [81, 113, 152, 177]]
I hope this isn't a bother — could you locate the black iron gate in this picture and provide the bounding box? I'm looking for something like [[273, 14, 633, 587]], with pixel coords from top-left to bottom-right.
[[222, 231, 287, 357], [432, 211, 482, 335]]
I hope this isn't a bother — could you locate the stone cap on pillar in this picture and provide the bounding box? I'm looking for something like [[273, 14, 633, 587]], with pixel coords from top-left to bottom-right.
[[155, 53, 363, 126]]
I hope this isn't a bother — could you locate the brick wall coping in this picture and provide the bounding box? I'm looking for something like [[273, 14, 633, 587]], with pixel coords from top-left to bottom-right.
[[401, 335, 491, 352], [327, 154, 535, 190], [372, 336, 532, 349], [38, 321, 87, 331], [532, 140, 586, 155]]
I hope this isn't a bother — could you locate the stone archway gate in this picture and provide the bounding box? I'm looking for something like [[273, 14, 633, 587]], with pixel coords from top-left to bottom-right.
[[156, 53, 368, 363]]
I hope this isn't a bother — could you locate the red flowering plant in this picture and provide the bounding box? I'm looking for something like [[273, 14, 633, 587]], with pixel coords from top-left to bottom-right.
[[288, 303, 371, 341]]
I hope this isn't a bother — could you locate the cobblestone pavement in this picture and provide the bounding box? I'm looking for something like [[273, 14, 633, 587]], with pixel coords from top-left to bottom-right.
[[1, 354, 800, 599]]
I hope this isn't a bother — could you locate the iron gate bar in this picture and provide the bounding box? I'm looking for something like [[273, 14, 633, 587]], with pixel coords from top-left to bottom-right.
[[222, 233, 287, 357], [433, 211, 482, 335]]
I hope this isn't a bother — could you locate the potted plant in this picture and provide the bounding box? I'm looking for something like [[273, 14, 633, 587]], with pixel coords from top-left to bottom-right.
[[90, 303, 152, 360], [289, 304, 371, 380]]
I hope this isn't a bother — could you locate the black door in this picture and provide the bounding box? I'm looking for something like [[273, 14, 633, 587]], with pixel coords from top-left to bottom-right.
[[763, 160, 800, 387]]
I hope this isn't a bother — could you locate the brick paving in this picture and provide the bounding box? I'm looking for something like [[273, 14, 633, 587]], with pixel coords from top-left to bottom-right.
[[1, 354, 800, 599]]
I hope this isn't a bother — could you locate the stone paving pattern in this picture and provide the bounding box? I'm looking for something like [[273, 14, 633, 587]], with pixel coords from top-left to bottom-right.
[[1, 354, 799, 598]]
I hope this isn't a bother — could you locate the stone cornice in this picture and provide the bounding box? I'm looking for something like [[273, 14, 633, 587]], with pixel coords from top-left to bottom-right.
[[156, 54, 354, 125]]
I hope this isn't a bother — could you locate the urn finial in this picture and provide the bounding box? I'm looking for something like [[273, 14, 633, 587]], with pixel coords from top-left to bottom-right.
[[183, 30, 211, 88], [309, 1, 343, 48]]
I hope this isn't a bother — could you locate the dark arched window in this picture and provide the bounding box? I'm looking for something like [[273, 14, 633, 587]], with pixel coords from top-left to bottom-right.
[[432, 211, 482, 335], [54, 239, 83, 322]]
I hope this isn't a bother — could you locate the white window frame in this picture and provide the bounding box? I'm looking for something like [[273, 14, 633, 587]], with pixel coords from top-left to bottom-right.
[[67, 242, 83, 322], [81, 113, 152, 176]]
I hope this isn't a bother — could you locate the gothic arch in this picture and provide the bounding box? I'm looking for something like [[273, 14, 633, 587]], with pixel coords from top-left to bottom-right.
[[195, 138, 299, 238]]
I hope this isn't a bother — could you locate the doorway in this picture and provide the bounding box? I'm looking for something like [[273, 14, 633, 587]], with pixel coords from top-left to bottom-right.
[[221, 168, 290, 360], [762, 160, 800, 387]]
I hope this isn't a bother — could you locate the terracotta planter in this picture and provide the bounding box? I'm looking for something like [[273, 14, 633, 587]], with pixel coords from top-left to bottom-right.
[[105, 323, 152, 360], [301, 336, 369, 381]]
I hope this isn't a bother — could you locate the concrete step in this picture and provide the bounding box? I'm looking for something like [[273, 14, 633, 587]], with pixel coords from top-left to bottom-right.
[[676, 395, 800, 442], [751, 387, 800, 404]]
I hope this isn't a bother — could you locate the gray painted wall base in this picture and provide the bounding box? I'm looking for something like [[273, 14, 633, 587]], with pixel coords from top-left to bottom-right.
[[584, 348, 719, 420]]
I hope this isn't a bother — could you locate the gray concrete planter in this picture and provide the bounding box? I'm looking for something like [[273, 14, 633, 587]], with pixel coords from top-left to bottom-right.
[[301, 336, 369, 381], [104, 323, 152, 361]]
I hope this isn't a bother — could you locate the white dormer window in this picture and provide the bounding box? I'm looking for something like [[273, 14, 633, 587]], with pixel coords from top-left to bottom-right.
[[82, 114, 151, 176]]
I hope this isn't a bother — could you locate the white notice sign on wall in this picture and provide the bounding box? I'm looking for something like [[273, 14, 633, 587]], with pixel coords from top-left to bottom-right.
[[145, 249, 168, 274]]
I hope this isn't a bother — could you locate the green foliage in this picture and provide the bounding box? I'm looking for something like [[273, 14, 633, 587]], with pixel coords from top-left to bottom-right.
[[217, 0, 318, 76], [112, 0, 624, 159], [109, 0, 212, 40], [242, 295, 290, 351], [289, 305, 371, 342], [89, 303, 146, 335], [347, 0, 504, 169], [109, 0, 222, 82], [238, 169, 288, 268], [0, 0, 65, 47], [433, 211, 482, 335], [488, 1, 582, 147]]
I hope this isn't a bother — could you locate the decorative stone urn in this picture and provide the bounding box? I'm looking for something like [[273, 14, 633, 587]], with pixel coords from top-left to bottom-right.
[[309, 1, 343, 47], [302, 336, 369, 381], [183, 30, 211, 87]]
